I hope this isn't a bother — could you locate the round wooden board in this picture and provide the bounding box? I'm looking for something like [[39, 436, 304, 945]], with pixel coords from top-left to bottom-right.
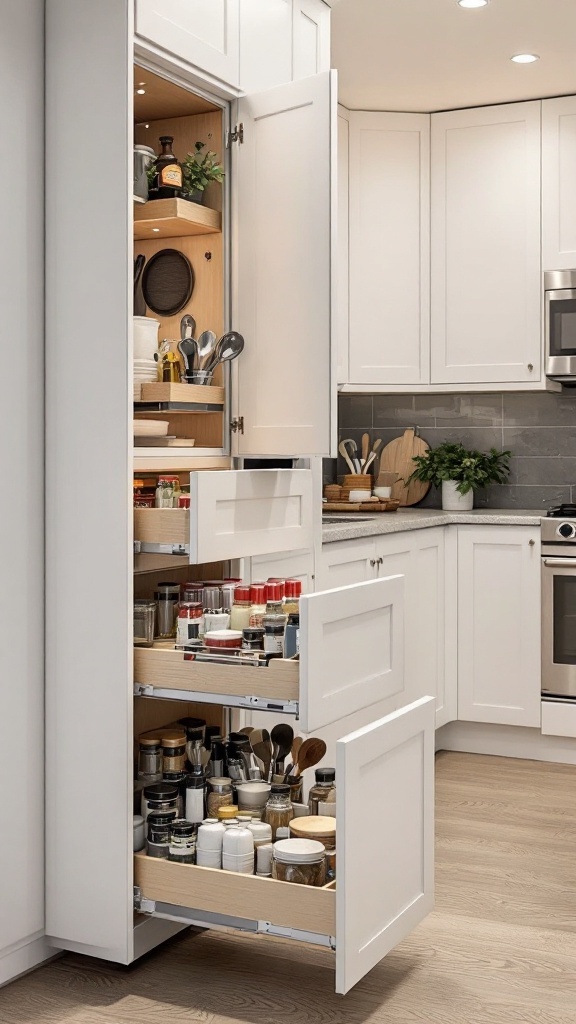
[[378, 428, 431, 506]]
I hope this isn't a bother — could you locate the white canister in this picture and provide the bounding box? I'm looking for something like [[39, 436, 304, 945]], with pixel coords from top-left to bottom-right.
[[349, 488, 371, 503], [441, 480, 474, 511], [133, 815, 145, 852], [133, 316, 160, 361], [256, 843, 274, 876]]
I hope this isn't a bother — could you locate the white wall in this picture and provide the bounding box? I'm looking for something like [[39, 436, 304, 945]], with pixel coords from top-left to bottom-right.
[[0, 0, 52, 985]]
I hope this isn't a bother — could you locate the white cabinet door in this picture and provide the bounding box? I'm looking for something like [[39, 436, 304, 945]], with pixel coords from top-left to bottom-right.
[[336, 105, 350, 385], [336, 696, 435, 994], [457, 526, 541, 727], [317, 538, 375, 590], [431, 102, 541, 385], [136, 0, 240, 86], [293, 0, 330, 79], [239, 0, 293, 93], [300, 575, 404, 732], [349, 112, 430, 386], [249, 547, 315, 592], [234, 72, 336, 456], [542, 96, 576, 271]]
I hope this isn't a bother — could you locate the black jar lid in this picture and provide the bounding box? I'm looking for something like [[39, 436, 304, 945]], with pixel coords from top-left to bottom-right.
[[143, 783, 179, 800], [171, 819, 195, 837], [270, 784, 290, 794], [148, 810, 177, 825], [242, 627, 265, 641], [163, 771, 187, 783], [315, 768, 336, 784], [287, 613, 300, 626]]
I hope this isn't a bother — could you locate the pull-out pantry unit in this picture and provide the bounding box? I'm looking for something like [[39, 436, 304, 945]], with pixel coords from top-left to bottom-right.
[[45, 0, 435, 995]]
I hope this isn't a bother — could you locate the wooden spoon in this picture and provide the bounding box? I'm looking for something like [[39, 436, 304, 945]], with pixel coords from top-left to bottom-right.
[[250, 729, 272, 782], [292, 737, 327, 778], [239, 726, 254, 736]]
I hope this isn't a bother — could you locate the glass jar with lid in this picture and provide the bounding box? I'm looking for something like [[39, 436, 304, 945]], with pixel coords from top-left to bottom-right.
[[161, 731, 186, 773], [262, 783, 293, 839], [154, 582, 180, 639], [133, 600, 157, 647], [162, 770, 188, 817], [206, 777, 234, 818], [272, 838, 327, 886], [141, 782, 179, 823], [308, 768, 336, 816], [168, 819, 196, 864], [176, 602, 203, 647], [229, 586, 252, 631], [137, 736, 163, 783], [147, 810, 177, 858]]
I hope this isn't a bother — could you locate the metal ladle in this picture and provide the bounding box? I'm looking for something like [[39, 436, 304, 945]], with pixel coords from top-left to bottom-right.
[[204, 331, 245, 373]]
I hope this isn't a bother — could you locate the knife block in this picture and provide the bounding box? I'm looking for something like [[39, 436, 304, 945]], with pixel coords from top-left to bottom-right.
[[341, 473, 372, 500]]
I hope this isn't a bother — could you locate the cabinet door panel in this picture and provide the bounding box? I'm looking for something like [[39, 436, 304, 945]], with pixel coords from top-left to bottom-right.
[[336, 696, 435, 994], [249, 547, 314, 593], [337, 106, 350, 384], [431, 102, 541, 384], [457, 526, 541, 727], [239, 0, 292, 93], [317, 538, 375, 590], [136, 0, 240, 85], [542, 96, 576, 271], [235, 72, 336, 456], [293, 0, 331, 79], [349, 112, 430, 385], [300, 575, 404, 732]]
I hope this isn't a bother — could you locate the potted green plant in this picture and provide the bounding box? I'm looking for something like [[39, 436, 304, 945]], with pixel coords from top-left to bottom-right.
[[408, 441, 511, 510], [181, 142, 225, 204]]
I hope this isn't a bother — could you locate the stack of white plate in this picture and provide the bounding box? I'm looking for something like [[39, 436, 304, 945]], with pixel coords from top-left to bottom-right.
[[133, 359, 158, 401]]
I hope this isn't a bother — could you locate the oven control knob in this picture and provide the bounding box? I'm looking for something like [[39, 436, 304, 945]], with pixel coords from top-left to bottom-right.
[[558, 522, 575, 539]]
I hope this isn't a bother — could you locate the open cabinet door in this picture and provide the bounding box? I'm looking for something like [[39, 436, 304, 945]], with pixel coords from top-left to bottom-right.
[[233, 72, 337, 457], [336, 697, 435, 995]]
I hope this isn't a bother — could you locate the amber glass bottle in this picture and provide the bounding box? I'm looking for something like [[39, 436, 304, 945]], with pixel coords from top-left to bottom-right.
[[149, 136, 183, 199]]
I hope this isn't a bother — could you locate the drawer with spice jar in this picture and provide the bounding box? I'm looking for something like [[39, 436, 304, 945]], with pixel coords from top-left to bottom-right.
[[134, 574, 405, 734], [133, 468, 313, 564], [133, 696, 435, 996]]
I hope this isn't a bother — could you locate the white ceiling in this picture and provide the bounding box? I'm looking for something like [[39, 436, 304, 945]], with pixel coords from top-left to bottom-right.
[[332, 0, 576, 112]]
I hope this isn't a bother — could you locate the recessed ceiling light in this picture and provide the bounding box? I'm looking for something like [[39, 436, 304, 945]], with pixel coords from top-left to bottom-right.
[[136, 88, 146, 95], [457, 0, 489, 8], [152, 227, 160, 232], [511, 53, 540, 63]]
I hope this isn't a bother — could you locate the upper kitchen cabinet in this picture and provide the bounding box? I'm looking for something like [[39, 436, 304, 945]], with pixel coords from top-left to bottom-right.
[[431, 102, 542, 386], [232, 71, 337, 457], [136, 0, 240, 87], [542, 96, 576, 272], [293, 0, 331, 79], [239, 0, 331, 93], [348, 112, 430, 386]]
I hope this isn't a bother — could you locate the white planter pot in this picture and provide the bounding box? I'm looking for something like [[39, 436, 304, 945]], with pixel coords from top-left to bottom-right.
[[441, 480, 474, 511]]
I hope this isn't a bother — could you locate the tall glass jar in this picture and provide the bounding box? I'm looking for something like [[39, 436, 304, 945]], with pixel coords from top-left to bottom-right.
[[206, 777, 234, 819], [137, 737, 162, 784], [308, 768, 336, 816], [262, 783, 293, 839]]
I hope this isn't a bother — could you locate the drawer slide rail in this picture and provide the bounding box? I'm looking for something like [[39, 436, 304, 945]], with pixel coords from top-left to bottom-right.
[[133, 889, 335, 949], [133, 682, 299, 716]]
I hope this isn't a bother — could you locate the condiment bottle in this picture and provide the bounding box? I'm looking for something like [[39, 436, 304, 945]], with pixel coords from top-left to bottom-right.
[[283, 613, 300, 658], [154, 582, 180, 639], [283, 579, 302, 615], [262, 783, 293, 839], [308, 768, 336, 816], [263, 614, 286, 658], [176, 602, 203, 647], [168, 820, 196, 864], [185, 766, 206, 825], [248, 584, 267, 627], [265, 582, 285, 614], [149, 136, 183, 199], [229, 586, 252, 631]]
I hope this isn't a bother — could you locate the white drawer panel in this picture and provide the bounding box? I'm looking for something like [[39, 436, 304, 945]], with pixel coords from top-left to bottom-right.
[[541, 700, 576, 739]]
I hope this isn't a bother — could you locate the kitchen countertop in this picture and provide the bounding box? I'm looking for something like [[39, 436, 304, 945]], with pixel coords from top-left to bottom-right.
[[322, 507, 543, 543]]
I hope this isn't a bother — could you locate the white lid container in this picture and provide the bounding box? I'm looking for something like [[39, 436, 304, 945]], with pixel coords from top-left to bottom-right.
[[273, 838, 326, 864]]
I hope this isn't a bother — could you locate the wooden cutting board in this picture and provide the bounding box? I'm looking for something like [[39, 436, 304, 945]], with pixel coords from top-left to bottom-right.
[[378, 428, 431, 506]]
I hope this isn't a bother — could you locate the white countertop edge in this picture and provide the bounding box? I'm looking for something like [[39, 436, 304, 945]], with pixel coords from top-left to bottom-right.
[[322, 508, 543, 543]]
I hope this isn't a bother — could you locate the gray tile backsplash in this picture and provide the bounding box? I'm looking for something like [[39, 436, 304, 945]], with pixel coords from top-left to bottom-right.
[[327, 391, 576, 509]]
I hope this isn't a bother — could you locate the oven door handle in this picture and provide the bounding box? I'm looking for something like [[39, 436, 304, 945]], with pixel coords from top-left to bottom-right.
[[543, 558, 576, 567]]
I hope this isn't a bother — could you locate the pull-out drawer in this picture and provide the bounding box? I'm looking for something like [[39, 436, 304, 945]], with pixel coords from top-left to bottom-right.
[[134, 574, 405, 732], [134, 696, 435, 995], [134, 469, 313, 563]]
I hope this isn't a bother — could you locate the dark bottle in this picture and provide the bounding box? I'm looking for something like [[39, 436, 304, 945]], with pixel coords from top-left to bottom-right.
[[149, 136, 183, 199]]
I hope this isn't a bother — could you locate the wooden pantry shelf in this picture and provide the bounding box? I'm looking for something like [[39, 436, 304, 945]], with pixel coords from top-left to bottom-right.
[[134, 197, 221, 239], [134, 645, 299, 702], [137, 382, 225, 406]]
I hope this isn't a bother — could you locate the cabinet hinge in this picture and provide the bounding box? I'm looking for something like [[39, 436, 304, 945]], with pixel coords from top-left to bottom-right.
[[226, 123, 244, 148], [133, 886, 155, 915], [230, 416, 244, 434]]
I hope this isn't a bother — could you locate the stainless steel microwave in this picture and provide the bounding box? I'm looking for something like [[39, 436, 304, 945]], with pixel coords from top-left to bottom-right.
[[545, 270, 576, 384]]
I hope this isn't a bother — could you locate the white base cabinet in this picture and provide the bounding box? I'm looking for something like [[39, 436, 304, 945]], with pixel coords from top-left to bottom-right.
[[457, 525, 541, 727]]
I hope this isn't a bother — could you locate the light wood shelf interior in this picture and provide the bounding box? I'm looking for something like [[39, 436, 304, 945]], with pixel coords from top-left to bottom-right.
[[134, 198, 221, 239], [134, 645, 299, 702]]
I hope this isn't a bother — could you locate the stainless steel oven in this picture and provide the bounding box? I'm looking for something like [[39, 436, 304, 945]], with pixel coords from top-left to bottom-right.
[[545, 270, 576, 384], [542, 509, 576, 698]]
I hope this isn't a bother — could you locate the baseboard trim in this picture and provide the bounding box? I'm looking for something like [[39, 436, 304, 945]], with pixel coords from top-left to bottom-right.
[[437, 721, 576, 764], [0, 934, 58, 989]]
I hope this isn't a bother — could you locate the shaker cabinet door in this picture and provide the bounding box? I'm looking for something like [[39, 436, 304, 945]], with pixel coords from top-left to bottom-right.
[[542, 96, 576, 271], [292, 0, 331, 80], [136, 0, 240, 86], [335, 696, 435, 994], [234, 71, 337, 457]]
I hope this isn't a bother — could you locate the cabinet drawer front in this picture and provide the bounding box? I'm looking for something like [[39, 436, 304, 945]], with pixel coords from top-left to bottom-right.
[[541, 700, 576, 738], [300, 574, 405, 733]]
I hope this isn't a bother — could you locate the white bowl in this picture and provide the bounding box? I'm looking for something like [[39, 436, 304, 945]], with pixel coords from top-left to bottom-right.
[[196, 848, 222, 869], [133, 316, 159, 360], [236, 782, 271, 810], [349, 488, 371, 503], [222, 827, 254, 856]]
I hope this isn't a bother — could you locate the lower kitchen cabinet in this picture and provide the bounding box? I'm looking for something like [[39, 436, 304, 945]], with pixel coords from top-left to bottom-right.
[[457, 525, 541, 727], [317, 537, 374, 589], [134, 695, 435, 995]]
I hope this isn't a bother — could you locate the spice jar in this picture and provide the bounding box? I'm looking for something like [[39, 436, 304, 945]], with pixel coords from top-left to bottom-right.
[[176, 602, 203, 647], [169, 819, 196, 864], [263, 614, 286, 658], [272, 838, 327, 886], [283, 579, 302, 616], [137, 737, 162, 783], [283, 613, 300, 658], [141, 782, 179, 823], [155, 475, 179, 508], [154, 582, 180, 639], [162, 770, 188, 817], [161, 731, 186, 773], [242, 627, 264, 652], [308, 768, 336, 816], [181, 583, 204, 604], [262, 783, 293, 839], [249, 584, 267, 627], [133, 600, 157, 647], [206, 777, 234, 818], [265, 582, 285, 614], [229, 586, 252, 631], [147, 810, 177, 858]]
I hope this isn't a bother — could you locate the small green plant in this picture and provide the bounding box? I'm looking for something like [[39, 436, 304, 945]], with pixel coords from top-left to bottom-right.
[[408, 441, 511, 495], [182, 142, 225, 196]]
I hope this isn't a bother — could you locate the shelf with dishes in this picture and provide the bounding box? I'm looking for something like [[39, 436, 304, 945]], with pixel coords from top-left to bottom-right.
[[134, 198, 222, 239]]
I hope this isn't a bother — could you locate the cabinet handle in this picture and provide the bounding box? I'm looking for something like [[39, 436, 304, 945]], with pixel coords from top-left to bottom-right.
[[378, 557, 383, 565], [369, 559, 377, 567], [529, 539, 535, 546], [527, 363, 534, 372]]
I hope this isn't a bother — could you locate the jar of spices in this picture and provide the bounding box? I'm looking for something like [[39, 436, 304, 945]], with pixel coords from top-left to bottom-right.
[[206, 777, 234, 818], [242, 627, 264, 652], [229, 586, 252, 631], [272, 838, 327, 886], [141, 782, 179, 823], [265, 582, 285, 614], [161, 731, 187, 773], [262, 783, 293, 839], [169, 819, 196, 864], [283, 579, 302, 616], [308, 768, 336, 816], [283, 613, 300, 658], [155, 475, 180, 508], [137, 736, 162, 783], [147, 810, 177, 858], [181, 583, 204, 605], [154, 582, 180, 639], [248, 584, 267, 627], [263, 614, 287, 658], [162, 770, 188, 818], [176, 602, 203, 647]]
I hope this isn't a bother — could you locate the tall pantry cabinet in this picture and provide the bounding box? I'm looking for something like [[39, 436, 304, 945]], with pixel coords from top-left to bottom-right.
[[44, 0, 435, 996]]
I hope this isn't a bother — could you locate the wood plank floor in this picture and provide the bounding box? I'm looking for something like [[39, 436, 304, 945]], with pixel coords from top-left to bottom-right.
[[3, 751, 576, 1023]]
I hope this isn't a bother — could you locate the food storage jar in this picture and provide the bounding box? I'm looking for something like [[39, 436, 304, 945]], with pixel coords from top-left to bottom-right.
[[205, 629, 243, 649], [262, 783, 293, 839], [154, 582, 180, 638], [133, 600, 157, 647], [272, 838, 327, 886], [206, 777, 234, 818], [168, 819, 196, 864], [141, 782, 179, 823], [161, 732, 187, 773], [308, 768, 336, 816], [147, 811, 177, 858], [137, 736, 162, 783]]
